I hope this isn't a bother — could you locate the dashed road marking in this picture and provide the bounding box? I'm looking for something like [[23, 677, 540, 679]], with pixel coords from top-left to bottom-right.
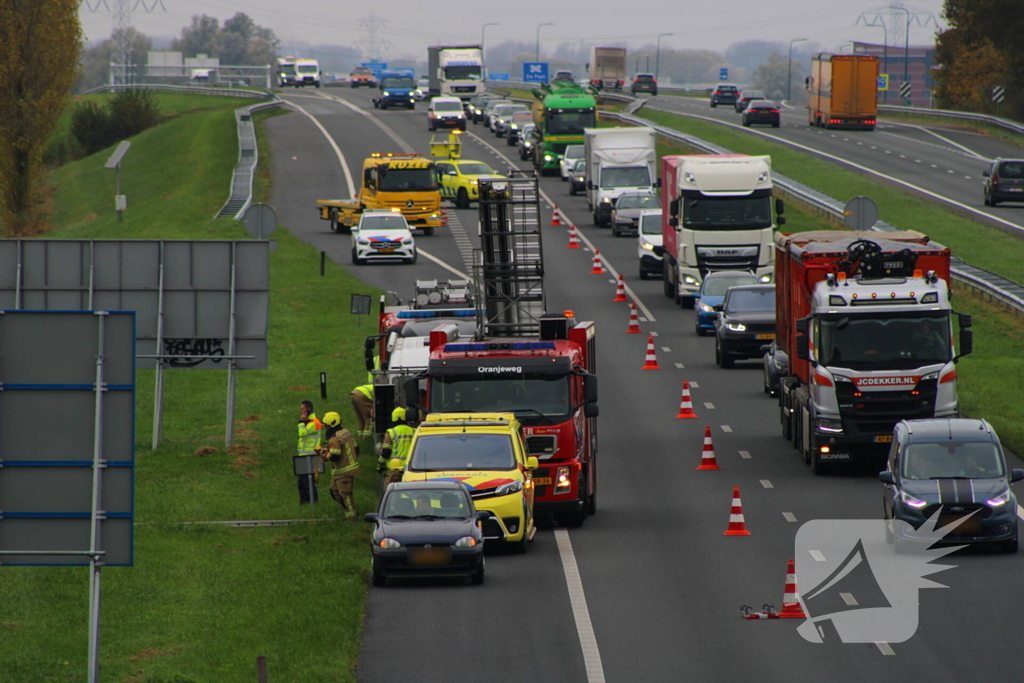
[[674, 362, 685, 369], [930, 163, 939, 168], [703, 402, 715, 409], [721, 425, 732, 433], [661, 346, 671, 353], [760, 479, 773, 489], [555, 529, 607, 682], [875, 642, 895, 656], [947, 169, 955, 174], [809, 550, 826, 562], [841, 593, 858, 606], [782, 511, 797, 522], [739, 450, 751, 459], [689, 381, 699, 388], [650, 331, 659, 337]]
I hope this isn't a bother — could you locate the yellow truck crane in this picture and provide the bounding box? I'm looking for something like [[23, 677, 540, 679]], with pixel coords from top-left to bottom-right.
[[317, 153, 443, 235]]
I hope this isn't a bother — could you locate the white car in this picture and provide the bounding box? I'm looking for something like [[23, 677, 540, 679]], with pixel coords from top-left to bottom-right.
[[636, 209, 663, 280], [351, 210, 417, 265], [427, 97, 466, 131], [560, 145, 586, 181]]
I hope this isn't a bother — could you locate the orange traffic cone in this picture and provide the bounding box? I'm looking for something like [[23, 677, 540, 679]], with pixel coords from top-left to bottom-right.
[[612, 274, 628, 302], [696, 425, 719, 469], [778, 560, 807, 618], [589, 250, 606, 275], [724, 485, 751, 536], [676, 380, 698, 419], [550, 205, 563, 226], [641, 334, 660, 370], [626, 302, 642, 334], [567, 225, 581, 249]]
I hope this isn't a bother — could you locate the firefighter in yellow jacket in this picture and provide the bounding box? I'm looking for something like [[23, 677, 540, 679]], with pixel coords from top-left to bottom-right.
[[379, 407, 415, 488], [321, 411, 360, 519], [296, 400, 323, 504], [350, 384, 374, 438]]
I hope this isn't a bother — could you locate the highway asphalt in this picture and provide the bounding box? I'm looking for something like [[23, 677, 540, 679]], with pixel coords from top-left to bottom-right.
[[263, 88, 1024, 683]]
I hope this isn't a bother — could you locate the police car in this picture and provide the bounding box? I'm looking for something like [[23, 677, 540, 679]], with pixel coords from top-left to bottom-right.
[[351, 210, 417, 265]]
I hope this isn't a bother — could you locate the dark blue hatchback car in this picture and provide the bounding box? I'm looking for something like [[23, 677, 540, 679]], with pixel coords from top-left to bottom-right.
[[693, 270, 758, 336]]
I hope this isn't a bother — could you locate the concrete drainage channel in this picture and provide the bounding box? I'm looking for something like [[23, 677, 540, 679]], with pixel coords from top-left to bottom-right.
[[491, 84, 1024, 319], [216, 96, 284, 218]]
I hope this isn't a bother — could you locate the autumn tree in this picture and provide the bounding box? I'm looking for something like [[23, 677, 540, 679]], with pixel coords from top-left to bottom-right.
[[172, 13, 279, 65], [0, 0, 82, 236], [78, 27, 152, 93], [751, 53, 798, 102]]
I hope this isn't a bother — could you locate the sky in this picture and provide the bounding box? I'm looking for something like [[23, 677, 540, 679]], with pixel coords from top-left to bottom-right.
[[79, 0, 950, 58]]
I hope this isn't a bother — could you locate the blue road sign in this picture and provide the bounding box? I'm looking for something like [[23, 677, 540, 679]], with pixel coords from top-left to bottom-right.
[[523, 62, 549, 83], [490, 73, 510, 81], [361, 62, 388, 78], [877, 74, 889, 91], [719, 68, 729, 81]]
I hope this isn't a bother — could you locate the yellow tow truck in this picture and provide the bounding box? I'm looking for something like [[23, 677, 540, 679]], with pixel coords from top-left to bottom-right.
[[430, 131, 506, 209], [317, 153, 443, 235]]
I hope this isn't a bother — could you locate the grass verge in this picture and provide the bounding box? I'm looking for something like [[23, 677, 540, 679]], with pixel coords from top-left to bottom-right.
[[2, 94, 380, 683]]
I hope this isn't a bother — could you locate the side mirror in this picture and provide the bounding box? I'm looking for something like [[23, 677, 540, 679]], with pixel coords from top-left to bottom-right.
[[364, 336, 378, 371], [712, 303, 724, 312], [364, 512, 379, 523], [448, 170, 457, 176], [668, 217, 678, 228], [795, 334, 810, 361], [1010, 469, 1024, 484], [795, 317, 810, 334], [584, 403, 599, 418], [583, 373, 598, 404], [476, 510, 491, 521], [526, 456, 539, 470], [760, 344, 771, 354], [587, 181, 594, 190], [878, 471, 895, 485], [655, 178, 662, 188], [669, 199, 679, 217], [957, 312, 973, 328], [776, 198, 785, 215], [404, 377, 420, 408], [982, 169, 990, 177], [777, 216, 787, 226], [956, 328, 973, 359]]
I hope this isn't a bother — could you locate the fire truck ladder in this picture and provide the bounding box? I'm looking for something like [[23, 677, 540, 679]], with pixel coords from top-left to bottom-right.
[[475, 174, 546, 337]]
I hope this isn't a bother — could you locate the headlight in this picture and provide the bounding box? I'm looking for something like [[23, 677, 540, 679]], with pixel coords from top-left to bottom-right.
[[383, 91, 390, 96], [378, 538, 401, 549], [725, 322, 746, 332], [454, 536, 478, 548], [759, 273, 773, 283], [401, 238, 414, 244], [698, 301, 715, 313], [816, 417, 843, 433], [544, 155, 553, 161], [987, 490, 1010, 507], [600, 198, 611, 204], [495, 480, 523, 496], [683, 275, 699, 285], [357, 239, 370, 245], [899, 490, 928, 509], [556, 466, 571, 490], [511, 124, 518, 130], [641, 242, 654, 252], [470, 179, 478, 185]]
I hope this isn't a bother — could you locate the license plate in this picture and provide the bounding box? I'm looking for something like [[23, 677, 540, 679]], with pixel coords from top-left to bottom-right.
[[534, 477, 552, 486], [939, 515, 981, 534], [410, 548, 451, 566], [1009, 188, 1024, 192], [378, 248, 395, 253], [756, 333, 776, 340], [874, 435, 893, 443]]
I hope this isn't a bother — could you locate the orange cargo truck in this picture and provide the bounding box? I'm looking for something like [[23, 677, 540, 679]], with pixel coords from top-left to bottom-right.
[[805, 54, 879, 130]]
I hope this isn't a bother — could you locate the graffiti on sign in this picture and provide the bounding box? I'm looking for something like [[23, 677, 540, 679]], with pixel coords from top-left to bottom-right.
[[164, 338, 226, 367]]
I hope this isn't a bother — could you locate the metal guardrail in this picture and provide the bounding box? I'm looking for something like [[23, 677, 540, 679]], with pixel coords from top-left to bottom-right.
[[85, 83, 274, 99], [216, 98, 284, 219], [878, 104, 1024, 136]]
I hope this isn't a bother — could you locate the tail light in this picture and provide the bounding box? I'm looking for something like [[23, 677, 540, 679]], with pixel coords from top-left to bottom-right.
[[769, 109, 780, 113], [992, 173, 1000, 186]]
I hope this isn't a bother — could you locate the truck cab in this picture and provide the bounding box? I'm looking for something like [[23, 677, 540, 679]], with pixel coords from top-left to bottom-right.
[[374, 72, 417, 109], [428, 45, 484, 100], [294, 59, 321, 88], [584, 127, 658, 227]]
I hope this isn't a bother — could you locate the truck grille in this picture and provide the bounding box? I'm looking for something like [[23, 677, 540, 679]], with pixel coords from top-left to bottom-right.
[[837, 378, 938, 435], [696, 246, 760, 274], [452, 86, 476, 93], [526, 435, 557, 457]]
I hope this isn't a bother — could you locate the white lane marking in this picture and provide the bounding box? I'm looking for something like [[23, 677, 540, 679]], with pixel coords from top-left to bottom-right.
[[674, 362, 685, 368], [650, 331, 659, 337], [608, 278, 617, 284], [947, 169, 955, 174], [721, 425, 732, 433], [419, 250, 472, 280], [639, 317, 649, 322], [875, 642, 895, 656], [782, 511, 797, 522], [555, 529, 607, 683], [841, 593, 858, 606], [464, 129, 659, 323], [739, 450, 752, 459], [915, 159, 922, 163], [965, 176, 972, 180], [809, 550, 826, 562], [899, 154, 907, 159], [884, 150, 891, 154], [689, 381, 699, 388], [703, 402, 715, 409], [886, 122, 990, 160], [661, 346, 671, 353], [1016, 504, 1024, 521], [930, 164, 939, 168], [285, 99, 355, 196], [315, 91, 415, 153], [760, 479, 773, 489]]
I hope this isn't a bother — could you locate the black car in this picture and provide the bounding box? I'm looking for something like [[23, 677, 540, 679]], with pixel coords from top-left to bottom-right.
[[714, 284, 775, 368], [734, 90, 765, 112], [760, 340, 788, 396], [710, 84, 740, 107], [365, 480, 487, 586], [631, 73, 658, 96], [983, 158, 1024, 206], [743, 101, 781, 128], [880, 418, 1023, 553], [568, 159, 587, 195]]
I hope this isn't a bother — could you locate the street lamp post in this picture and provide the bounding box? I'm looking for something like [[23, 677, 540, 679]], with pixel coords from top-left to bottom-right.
[[887, 5, 911, 104], [787, 38, 808, 103], [655, 33, 673, 81], [481, 22, 498, 74], [536, 23, 553, 62]]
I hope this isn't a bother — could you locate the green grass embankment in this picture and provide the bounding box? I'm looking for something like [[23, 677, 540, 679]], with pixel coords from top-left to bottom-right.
[[2, 98, 378, 683]]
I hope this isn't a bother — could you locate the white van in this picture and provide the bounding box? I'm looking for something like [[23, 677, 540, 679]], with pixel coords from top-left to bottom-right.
[[427, 97, 466, 131]]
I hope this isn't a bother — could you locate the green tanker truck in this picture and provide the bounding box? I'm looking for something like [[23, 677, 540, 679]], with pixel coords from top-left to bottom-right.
[[529, 81, 598, 176]]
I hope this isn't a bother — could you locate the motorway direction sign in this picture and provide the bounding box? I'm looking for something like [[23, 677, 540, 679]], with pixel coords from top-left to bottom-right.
[[899, 81, 912, 99], [843, 196, 879, 231], [360, 62, 388, 78], [490, 73, 510, 81], [523, 62, 549, 83], [877, 74, 889, 91], [992, 86, 1006, 104], [719, 68, 729, 81]]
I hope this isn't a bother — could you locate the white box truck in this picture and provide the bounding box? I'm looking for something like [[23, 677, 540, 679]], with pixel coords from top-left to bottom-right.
[[588, 47, 626, 90], [584, 127, 657, 226], [427, 45, 484, 100]]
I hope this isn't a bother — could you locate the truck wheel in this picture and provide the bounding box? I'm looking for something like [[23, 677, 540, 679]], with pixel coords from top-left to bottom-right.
[[507, 136, 515, 146], [781, 405, 792, 441], [329, 208, 340, 233], [663, 266, 674, 298], [456, 188, 469, 210], [810, 448, 831, 476], [422, 226, 435, 236]]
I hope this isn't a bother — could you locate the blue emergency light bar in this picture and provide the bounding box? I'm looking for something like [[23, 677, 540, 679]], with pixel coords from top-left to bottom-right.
[[396, 309, 476, 319], [444, 341, 557, 352]]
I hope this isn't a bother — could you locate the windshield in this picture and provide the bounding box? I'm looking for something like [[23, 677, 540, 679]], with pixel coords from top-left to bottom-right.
[[546, 109, 596, 135], [617, 194, 660, 210], [573, 160, 586, 173], [818, 313, 951, 368], [431, 374, 570, 417], [384, 488, 473, 518], [726, 289, 775, 312], [280, 65, 296, 75], [683, 195, 772, 230], [494, 106, 526, 117], [359, 215, 408, 231], [640, 214, 661, 234], [382, 77, 414, 89], [902, 442, 1004, 480], [456, 162, 494, 175], [703, 275, 758, 296], [601, 166, 651, 189], [434, 101, 463, 112], [717, 86, 738, 94], [353, 68, 373, 76], [564, 146, 585, 160], [297, 65, 318, 74], [408, 433, 515, 472], [378, 167, 437, 192], [444, 65, 482, 80]]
